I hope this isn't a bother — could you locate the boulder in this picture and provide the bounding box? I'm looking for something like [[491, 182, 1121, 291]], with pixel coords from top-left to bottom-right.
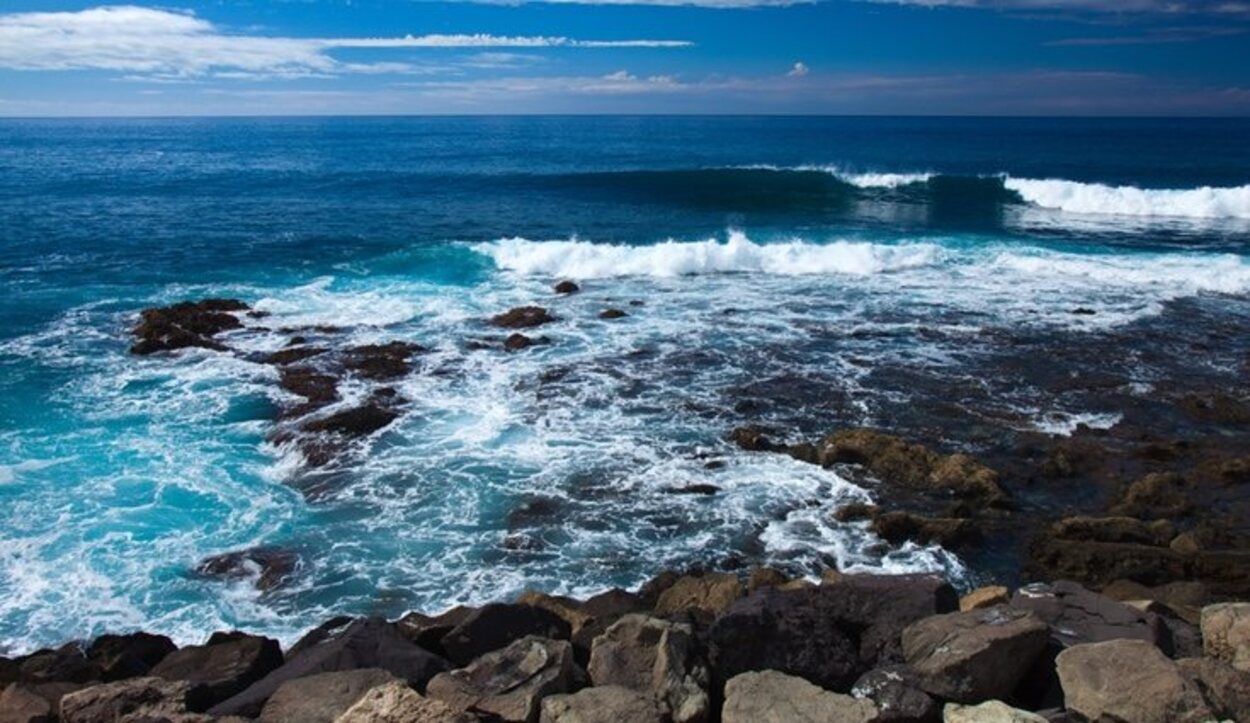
[[870, 512, 979, 548], [343, 342, 424, 380], [151, 631, 283, 712], [1100, 579, 1208, 624], [1055, 639, 1212, 723], [586, 614, 708, 723], [396, 608, 477, 658], [1111, 472, 1193, 519], [721, 670, 878, 723], [539, 686, 664, 723], [1177, 656, 1250, 723], [553, 281, 579, 295], [1202, 603, 1250, 671], [85, 632, 176, 682], [504, 334, 548, 352], [258, 669, 397, 723], [59, 677, 191, 723], [519, 590, 643, 663], [850, 665, 939, 723], [1009, 581, 1172, 652], [817, 573, 960, 668], [960, 586, 1009, 612], [426, 636, 577, 723], [902, 607, 1049, 703], [816, 430, 1006, 504], [490, 307, 556, 329], [262, 346, 326, 366], [0, 683, 54, 723], [942, 700, 1047, 722], [130, 299, 248, 355], [195, 547, 300, 593], [1025, 537, 1189, 591], [439, 604, 571, 667], [746, 567, 790, 593], [333, 681, 471, 723], [208, 618, 448, 718], [653, 572, 742, 618], [727, 427, 785, 453], [16, 643, 98, 684]]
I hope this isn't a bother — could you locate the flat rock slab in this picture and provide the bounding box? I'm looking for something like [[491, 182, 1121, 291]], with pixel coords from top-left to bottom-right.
[[259, 668, 397, 723], [1010, 580, 1171, 652], [1056, 639, 1213, 723], [539, 686, 664, 723], [721, 670, 878, 723]]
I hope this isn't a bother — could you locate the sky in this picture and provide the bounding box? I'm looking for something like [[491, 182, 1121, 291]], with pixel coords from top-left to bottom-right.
[[0, 1, 1248, 115]]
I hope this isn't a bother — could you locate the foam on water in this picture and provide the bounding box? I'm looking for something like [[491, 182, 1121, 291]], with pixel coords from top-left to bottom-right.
[[1004, 177, 1250, 220]]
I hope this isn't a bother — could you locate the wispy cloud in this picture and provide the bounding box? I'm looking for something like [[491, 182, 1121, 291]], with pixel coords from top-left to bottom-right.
[[865, 0, 1250, 13], [0, 5, 690, 80], [787, 61, 810, 77]]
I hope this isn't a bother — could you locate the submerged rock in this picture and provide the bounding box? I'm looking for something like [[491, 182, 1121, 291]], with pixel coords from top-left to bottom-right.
[[85, 632, 177, 682], [195, 547, 300, 592], [504, 334, 549, 352], [598, 309, 627, 320], [491, 307, 556, 329], [130, 299, 249, 355], [343, 342, 425, 381], [553, 281, 580, 295]]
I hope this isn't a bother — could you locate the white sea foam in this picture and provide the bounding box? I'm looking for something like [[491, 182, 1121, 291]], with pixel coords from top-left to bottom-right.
[[478, 231, 942, 279], [1030, 411, 1123, 437], [1005, 177, 1250, 220], [738, 164, 934, 189]]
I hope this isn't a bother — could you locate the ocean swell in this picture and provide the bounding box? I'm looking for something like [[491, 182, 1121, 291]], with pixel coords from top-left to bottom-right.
[[1003, 177, 1250, 220]]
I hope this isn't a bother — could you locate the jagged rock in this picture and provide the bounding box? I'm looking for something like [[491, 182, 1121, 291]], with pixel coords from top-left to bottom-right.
[[333, 681, 471, 723], [960, 586, 1010, 612], [746, 567, 790, 593], [262, 346, 327, 366], [1056, 639, 1212, 723], [1202, 602, 1250, 671], [396, 608, 477, 658], [286, 618, 357, 660], [1049, 516, 1175, 546], [1009, 581, 1173, 651], [439, 604, 571, 668], [833, 503, 877, 522], [1177, 657, 1250, 722], [519, 590, 643, 662], [16, 643, 98, 684], [850, 665, 939, 723], [870, 511, 980, 547], [815, 430, 1006, 504], [1100, 579, 1208, 624], [278, 367, 339, 408], [942, 700, 1047, 722], [343, 342, 424, 380], [300, 399, 399, 438], [1177, 391, 1250, 425], [819, 574, 960, 670], [258, 669, 397, 723], [490, 307, 556, 329], [151, 632, 283, 712], [727, 427, 784, 453], [1111, 472, 1193, 518], [59, 677, 191, 723], [721, 670, 878, 723], [195, 547, 299, 592], [652, 572, 742, 617], [902, 607, 1049, 703], [426, 636, 577, 723], [539, 686, 664, 723], [553, 281, 579, 295], [85, 632, 177, 682], [0, 683, 54, 723], [130, 299, 248, 355], [599, 309, 627, 320], [587, 615, 708, 723], [208, 618, 448, 719]]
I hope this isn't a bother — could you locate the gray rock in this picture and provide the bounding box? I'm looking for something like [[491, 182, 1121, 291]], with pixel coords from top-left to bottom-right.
[[942, 700, 1047, 722], [333, 681, 472, 723], [1177, 656, 1250, 723], [258, 668, 397, 723], [0, 683, 54, 723], [59, 677, 191, 723], [851, 665, 939, 723], [426, 636, 577, 723], [539, 686, 664, 723], [902, 607, 1049, 704], [721, 670, 878, 723], [150, 632, 283, 712], [1055, 639, 1213, 723], [1201, 602, 1250, 672], [1009, 581, 1172, 652], [587, 614, 708, 723]]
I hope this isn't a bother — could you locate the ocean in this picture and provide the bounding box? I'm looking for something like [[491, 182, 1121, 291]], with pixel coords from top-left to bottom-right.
[[1, 115, 1248, 654]]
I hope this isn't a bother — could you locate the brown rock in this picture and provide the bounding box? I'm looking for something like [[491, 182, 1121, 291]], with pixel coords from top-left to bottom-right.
[[540, 685, 663, 723], [130, 299, 248, 355], [727, 427, 784, 453], [1202, 602, 1250, 672], [598, 309, 627, 320], [426, 637, 577, 723], [870, 511, 980, 547], [553, 281, 579, 295], [439, 604, 571, 668], [586, 615, 708, 723], [59, 677, 192, 723], [960, 586, 1010, 612], [652, 572, 742, 617], [819, 430, 1006, 504], [150, 632, 283, 712], [258, 669, 397, 723], [333, 681, 471, 723], [902, 607, 1049, 703], [0, 683, 53, 723], [1056, 639, 1212, 723], [490, 307, 556, 329], [344, 342, 425, 381], [1177, 656, 1250, 723], [1112, 472, 1193, 519], [746, 567, 790, 593], [195, 547, 299, 592], [1050, 516, 1175, 546], [721, 670, 878, 723]]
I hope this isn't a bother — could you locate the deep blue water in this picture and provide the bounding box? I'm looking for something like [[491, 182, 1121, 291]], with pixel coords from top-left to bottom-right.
[[1, 116, 1249, 653]]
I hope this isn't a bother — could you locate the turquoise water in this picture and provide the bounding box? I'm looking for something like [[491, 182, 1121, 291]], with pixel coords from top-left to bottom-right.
[[2, 116, 1249, 653]]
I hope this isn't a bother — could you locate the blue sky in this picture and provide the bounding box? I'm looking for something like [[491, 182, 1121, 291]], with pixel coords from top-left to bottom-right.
[[1, 1, 1248, 115]]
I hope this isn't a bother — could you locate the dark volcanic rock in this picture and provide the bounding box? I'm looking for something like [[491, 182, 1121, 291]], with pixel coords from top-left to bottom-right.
[[262, 346, 327, 366], [209, 618, 448, 718], [195, 547, 300, 592], [257, 667, 397, 723], [851, 665, 940, 723], [396, 607, 478, 658], [490, 306, 556, 329], [343, 341, 425, 380], [727, 426, 785, 453], [300, 399, 399, 438], [504, 333, 549, 352], [662, 484, 721, 496], [278, 367, 339, 408], [426, 636, 578, 723], [130, 299, 248, 355], [554, 280, 580, 295], [870, 511, 981, 548], [150, 631, 283, 712], [0, 682, 54, 723], [599, 309, 628, 320], [1010, 580, 1174, 652], [1112, 472, 1194, 519], [1177, 392, 1250, 425], [439, 603, 572, 667], [85, 632, 176, 682], [1049, 516, 1175, 546], [16, 643, 98, 684]]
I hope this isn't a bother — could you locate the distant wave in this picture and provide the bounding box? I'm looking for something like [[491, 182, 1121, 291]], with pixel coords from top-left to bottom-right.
[[1002, 177, 1250, 220], [477, 231, 943, 279]]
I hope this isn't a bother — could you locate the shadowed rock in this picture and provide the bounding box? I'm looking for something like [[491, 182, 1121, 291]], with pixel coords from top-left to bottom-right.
[[150, 631, 284, 712], [491, 307, 556, 329], [195, 547, 300, 593], [130, 299, 248, 355]]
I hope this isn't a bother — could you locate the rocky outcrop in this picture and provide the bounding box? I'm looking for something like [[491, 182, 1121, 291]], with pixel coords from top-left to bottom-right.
[[490, 307, 556, 329], [150, 632, 283, 712], [721, 670, 878, 723], [901, 607, 1049, 704], [84, 632, 177, 683], [1056, 639, 1213, 723], [130, 299, 248, 355], [1201, 602, 1250, 671], [59, 677, 192, 723], [195, 547, 300, 593], [653, 572, 742, 618], [504, 334, 548, 352], [1009, 581, 1172, 652], [539, 686, 664, 723], [342, 342, 424, 381], [426, 637, 577, 723], [586, 615, 708, 723], [258, 668, 397, 723], [439, 604, 571, 668], [850, 665, 939, 722], [870, 511, 980, 548]]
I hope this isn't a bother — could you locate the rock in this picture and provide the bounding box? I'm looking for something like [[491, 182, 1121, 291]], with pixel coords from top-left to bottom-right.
[[662, 484, 720, 496], [262, 346, 327, 366], [942, 700, 1047, 722], [344, 342, 424, 380], [1202, 602, 1250, 671], [258, 669, 397, 723], [397, 608, 478, 658], [333, 681, 471, 723], [727, 426, 785, 453], [652, 572, 742, 617], [1009, 581, 1173, 652], [902, 606, 1049, 703], [490, 307, 556, 329], [1056, 639, 1212, 723], [599, 309, 627, 320], [1101, 579, 1207, 624], [0, 683, 54, 723], [439, 604, 571, 667], [1177, 391, 1250, 425], [518, 591, 643, 663], [287, 618, 358, 660], [208, 618, 448, 719], [850, 665, 939, 723], [586, 615, 708, 723], [195, 547, 299, 593], [426, 637, 577, 723], [151, 632, 284, 712], [746, 567, 790, 593], [59, 677, 191, 723], [130, 299, 248, 355], [1049, 516, 1175, 546], [279, 367, 339, 407], [636, 572, 681, 609], [300, 400, 399, 438], [817, 430, 1006, 504], [83, 632, 176, 683], [870, 511, 980, 547], [818, 573, 960, 670], [1025, 536, 1189, 591], [553, 281, 579, 295], [960, 586, 1010, 612], [721, 670, 879, 723], [1177, 657, 1250, 723], [16, 643, 98, 684], [1111, 472, 1193, 518], [504, 334, 548, 352], [539, 686, 664, 723]]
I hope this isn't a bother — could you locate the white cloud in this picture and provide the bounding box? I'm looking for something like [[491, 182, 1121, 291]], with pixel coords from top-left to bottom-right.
[[0, 5, 690, 79], [787, 61, 810, 77]]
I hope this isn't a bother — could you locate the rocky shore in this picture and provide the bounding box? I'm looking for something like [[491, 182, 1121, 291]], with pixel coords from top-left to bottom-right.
[[3, 569, 1250, 722]]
